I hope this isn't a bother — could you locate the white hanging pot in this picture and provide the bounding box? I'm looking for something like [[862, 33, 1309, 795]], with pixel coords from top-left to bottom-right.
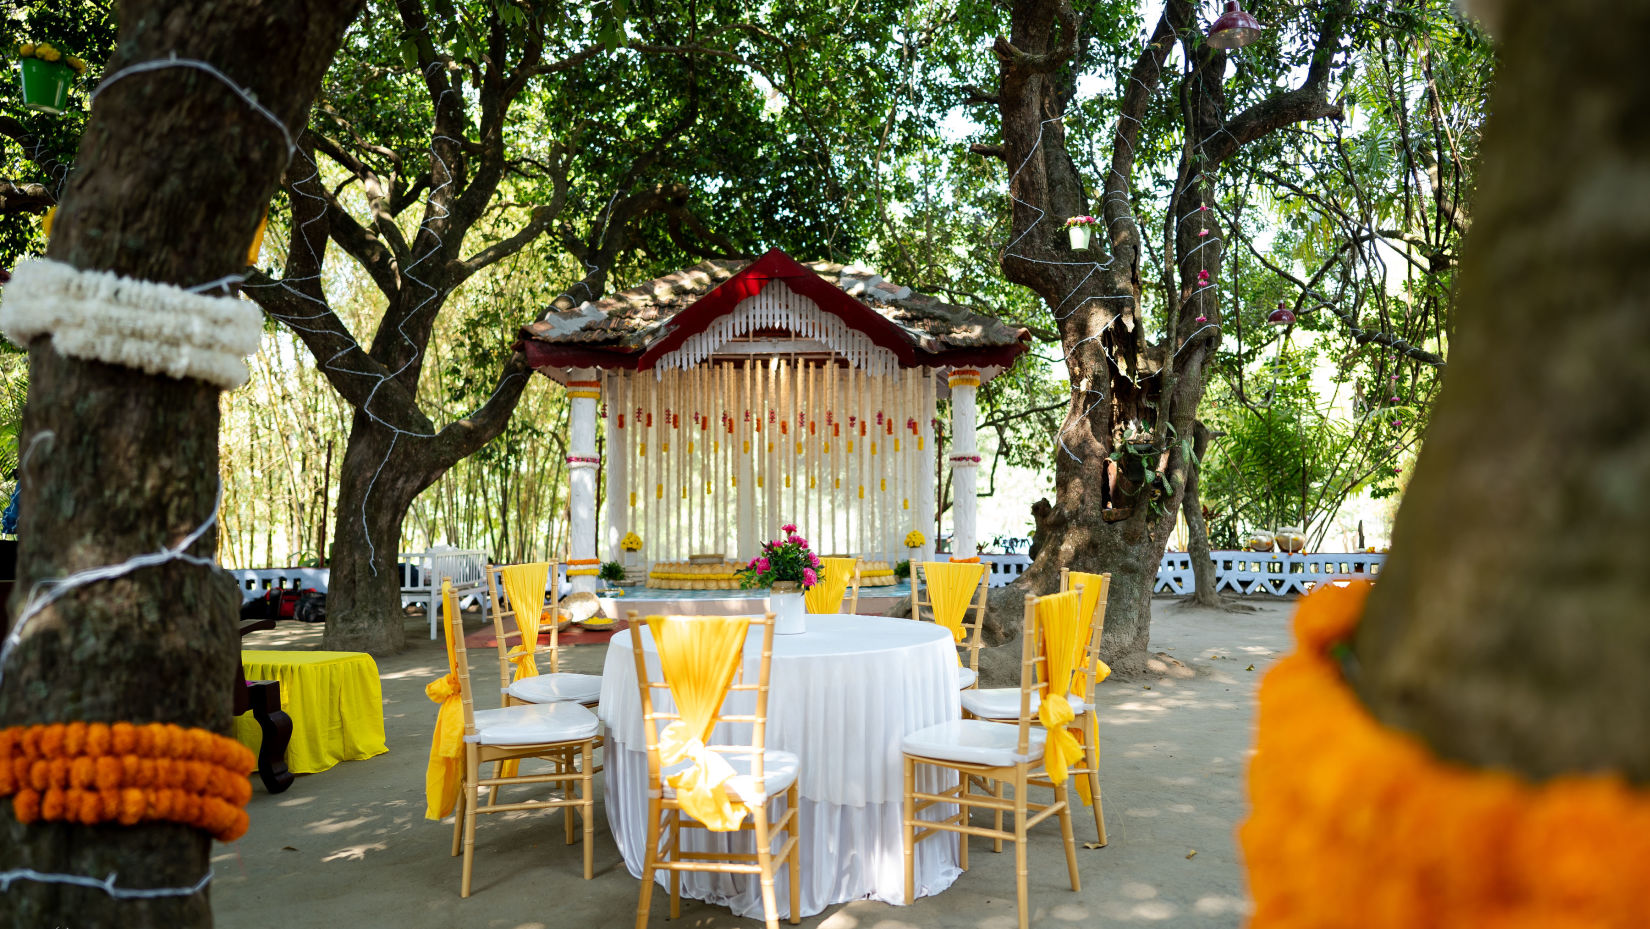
[[1068, 224, 1092, 250], [768, 583, 806, 635]]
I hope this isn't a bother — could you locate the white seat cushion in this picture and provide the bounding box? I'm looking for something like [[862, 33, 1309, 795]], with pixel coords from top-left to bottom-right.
[[961, 687, 1089, 721], [957, 666, 978, 689], [467, 701, 600, 746], [902, 720, 1046, 766], [508, 672, 603, 705], [663, 749, 800, 804]]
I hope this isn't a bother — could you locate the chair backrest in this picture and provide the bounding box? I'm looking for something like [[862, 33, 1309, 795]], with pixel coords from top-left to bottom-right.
[[805, 557, 859, 615], [1060, 569, 1112, 702], [442, 580, 482, 737], [627, 611, 777, 797], [426, 549, 486, 589], [486, 562, 557, 688], [1005, 592, 1048, 757], [912, 561, 989, 671]]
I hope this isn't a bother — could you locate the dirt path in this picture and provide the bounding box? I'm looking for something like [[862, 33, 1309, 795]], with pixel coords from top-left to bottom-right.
[[214, 597, 1295, 928]]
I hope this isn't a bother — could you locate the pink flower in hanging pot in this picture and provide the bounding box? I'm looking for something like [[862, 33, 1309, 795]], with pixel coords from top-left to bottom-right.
[[1198, 229, 1209, 237], [1199, 205, 1209, 212], [1389, 395, 1401, 403], [1196, 315, 1208, 323]]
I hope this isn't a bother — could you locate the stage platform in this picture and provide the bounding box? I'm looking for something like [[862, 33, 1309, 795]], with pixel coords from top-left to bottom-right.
[[596, 581, 910, 618]]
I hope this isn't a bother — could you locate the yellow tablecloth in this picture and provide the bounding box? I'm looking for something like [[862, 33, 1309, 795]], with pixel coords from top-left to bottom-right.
[[236, 650, 388, 775]]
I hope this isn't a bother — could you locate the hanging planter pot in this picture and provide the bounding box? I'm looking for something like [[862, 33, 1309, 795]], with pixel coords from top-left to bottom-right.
[[19, 57, 73, 114], [1068, 223, 1092, 251]]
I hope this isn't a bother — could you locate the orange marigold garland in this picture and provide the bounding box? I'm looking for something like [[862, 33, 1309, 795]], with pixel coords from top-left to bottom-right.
[[1241, 582, 1650, 928], [0, 722, 256, 842]]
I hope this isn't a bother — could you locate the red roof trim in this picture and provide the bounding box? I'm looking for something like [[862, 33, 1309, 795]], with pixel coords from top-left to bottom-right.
[[517, 340, 640, 372], [635, 248, 923, 369]]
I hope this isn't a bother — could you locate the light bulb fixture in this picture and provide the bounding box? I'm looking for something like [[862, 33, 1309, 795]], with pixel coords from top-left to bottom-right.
[[1207, 0, 1263, 49], [1267, 301, 1296, 326]]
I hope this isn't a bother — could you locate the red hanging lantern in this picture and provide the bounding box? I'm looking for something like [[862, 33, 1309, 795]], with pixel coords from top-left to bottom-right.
[[1207, 1, 1262, 49], [1267, 301, 1296, 326]]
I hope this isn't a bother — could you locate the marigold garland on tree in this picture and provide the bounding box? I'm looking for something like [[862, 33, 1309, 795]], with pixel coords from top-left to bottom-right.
[[1241, 582, 1650, 927], [0, 722, 256, 842]]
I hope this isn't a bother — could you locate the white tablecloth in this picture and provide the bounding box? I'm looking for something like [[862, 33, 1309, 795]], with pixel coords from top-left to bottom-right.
[[599, 613, 963, 919]]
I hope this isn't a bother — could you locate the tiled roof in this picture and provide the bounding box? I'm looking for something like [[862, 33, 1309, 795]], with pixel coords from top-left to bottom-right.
[[519, 256, 1027, 357]]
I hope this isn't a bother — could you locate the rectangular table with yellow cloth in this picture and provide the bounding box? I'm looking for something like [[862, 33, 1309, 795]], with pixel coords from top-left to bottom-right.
[[235, 650, 389, 775]]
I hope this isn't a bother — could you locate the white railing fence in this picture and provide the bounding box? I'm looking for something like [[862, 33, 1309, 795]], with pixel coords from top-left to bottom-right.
[[941, 551, 1386, 596]]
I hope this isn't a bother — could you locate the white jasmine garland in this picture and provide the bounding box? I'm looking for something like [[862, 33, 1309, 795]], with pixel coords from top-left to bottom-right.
[[0, 258, 263, 390]]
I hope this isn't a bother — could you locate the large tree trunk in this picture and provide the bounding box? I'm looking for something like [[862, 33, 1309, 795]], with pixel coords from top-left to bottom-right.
[[1353, 0, 1650, 781], [0, 3, 358, 926], [1181, 421, 1222, 607], [321, 416, 435, 654]]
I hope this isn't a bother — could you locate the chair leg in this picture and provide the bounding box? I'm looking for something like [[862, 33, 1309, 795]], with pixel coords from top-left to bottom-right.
[[460, 747, 480, 898], [1086, 715, 1107, 847], [1055, 777, 1080, 892], [787, 783, 802, 925], [565, 747, 578, 847], [581, 742, 595, 880], [1014, 767, 1029, 929], [636, 796, 661, 929], [754, 805, 781, 929], [993, 779, 1006, 854], [902, 755, 916, 905], [668, 808, 682, 919], [449, 776, 466, 858]]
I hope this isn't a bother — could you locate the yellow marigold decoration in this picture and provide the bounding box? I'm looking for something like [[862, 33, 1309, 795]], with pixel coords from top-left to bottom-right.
[[1243, 581, 1650, 928], [621, 533, 643, 552], [905, 530, 926, 548], [0, 722, 256, 842]]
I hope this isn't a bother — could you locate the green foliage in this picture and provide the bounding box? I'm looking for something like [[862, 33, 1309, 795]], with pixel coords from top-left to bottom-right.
[[599, 560, 625, 583], [893, 558, 910, 580]]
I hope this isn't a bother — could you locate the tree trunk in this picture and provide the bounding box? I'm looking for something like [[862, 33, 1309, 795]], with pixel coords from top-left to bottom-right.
[[0, 2, 359, 926], [1182, 421, 1222, 607], [1353, 0, 1650, 782]]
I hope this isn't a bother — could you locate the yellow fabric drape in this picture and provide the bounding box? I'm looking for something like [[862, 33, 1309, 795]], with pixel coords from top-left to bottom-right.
[[1067, 571, 1114, 686], [647, 614, 752, 831], [425, 581, 466, 820], [235, 651, 386, 775], [805, 558, 856, 614], [924, 561, 986, 664], [501, 562, 550, 682], [1035, 590, 1090, 803]]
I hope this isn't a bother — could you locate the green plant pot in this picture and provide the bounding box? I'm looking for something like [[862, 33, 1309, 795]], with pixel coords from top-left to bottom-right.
[[19, 58, 73, 114]]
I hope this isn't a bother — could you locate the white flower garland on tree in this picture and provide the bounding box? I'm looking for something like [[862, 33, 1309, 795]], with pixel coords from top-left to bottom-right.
[[0, 258, 263, 390]]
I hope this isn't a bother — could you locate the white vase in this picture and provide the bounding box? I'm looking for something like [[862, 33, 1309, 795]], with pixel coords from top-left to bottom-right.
[[1068, 224, 1092, 250], [768, 588, 806, 635]]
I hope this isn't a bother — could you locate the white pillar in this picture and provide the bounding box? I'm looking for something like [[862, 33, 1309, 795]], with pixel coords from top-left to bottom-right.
[[604, 371, 627, 563], [948, 368, 980, 562], [917, 370, 937, 564], [568, 367, 600, 594]]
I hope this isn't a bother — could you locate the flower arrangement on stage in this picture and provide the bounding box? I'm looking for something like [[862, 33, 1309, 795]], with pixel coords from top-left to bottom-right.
[[738, 523, 820, 591], [598, 561, 626, 584], [620, 531, 643, 552], [904, 530, 926, 548]]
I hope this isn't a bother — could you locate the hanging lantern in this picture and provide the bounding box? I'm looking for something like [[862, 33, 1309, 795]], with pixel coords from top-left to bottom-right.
[[1207, 1, 1262, 49], [1267, 301, 1296, 326]]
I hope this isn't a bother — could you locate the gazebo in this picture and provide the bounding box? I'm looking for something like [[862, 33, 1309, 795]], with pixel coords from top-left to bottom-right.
[[517, 249, 1029, 594]]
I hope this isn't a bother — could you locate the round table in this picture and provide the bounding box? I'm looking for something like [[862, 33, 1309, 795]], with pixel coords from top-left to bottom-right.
[[598, 613, 962, 919]]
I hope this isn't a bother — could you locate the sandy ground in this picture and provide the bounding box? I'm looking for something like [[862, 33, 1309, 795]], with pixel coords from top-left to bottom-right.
[[212, 597, 1295, 929]]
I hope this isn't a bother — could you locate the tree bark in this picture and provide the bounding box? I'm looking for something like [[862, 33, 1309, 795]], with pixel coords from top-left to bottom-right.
[[0, 2, 359, 926], [1353, 0, 1650, 783]]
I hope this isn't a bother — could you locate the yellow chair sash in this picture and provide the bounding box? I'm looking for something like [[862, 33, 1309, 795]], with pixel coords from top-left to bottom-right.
[[425, 581, 465, 820], [1035, 589, 1090, 803], [1067, 571, 1114, 686], [924, 561, 986, 664], [500, 562, 550, 682], [647, 615, 753, 831], [805, 558, 856, 614]]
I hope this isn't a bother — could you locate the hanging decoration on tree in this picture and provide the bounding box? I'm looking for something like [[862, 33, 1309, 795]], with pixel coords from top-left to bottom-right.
[[16, 42, 88, 114]]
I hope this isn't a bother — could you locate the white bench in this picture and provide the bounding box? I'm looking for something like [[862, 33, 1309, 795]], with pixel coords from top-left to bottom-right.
[[400, 548, 490, 639], [229, 567, 330, 604]]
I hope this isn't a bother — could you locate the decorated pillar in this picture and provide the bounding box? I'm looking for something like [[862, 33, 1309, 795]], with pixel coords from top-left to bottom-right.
[[917, 369, 937, 563], [566, 367, 601, 593], [604, 370, 627, 563], [947, 368, 981, 562]]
